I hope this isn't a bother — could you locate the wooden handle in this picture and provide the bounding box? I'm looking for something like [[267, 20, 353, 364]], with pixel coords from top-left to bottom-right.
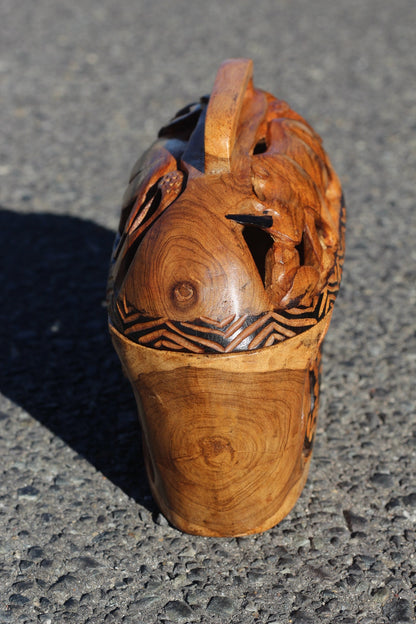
[[204, 58, 253, 174]]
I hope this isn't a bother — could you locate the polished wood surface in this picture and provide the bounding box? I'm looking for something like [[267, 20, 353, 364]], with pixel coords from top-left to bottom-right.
[[111, 316, 330, 536], [108, 58, 345, 536]]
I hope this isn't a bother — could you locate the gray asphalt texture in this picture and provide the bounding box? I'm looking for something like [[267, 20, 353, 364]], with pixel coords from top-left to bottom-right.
[[1, 0, 415, 622]]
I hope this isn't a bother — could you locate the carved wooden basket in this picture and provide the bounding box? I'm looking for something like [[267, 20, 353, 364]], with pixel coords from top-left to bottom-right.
[[107, 59, 345, 537]]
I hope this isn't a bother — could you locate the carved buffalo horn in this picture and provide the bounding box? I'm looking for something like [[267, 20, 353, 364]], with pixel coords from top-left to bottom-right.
[[107, 58, 345, 537]]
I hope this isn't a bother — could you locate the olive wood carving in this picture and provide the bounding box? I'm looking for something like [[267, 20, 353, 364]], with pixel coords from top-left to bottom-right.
[[108, 58, 345, 536]]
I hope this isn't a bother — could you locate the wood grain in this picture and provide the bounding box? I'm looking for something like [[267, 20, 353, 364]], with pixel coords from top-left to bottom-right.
[[205, 58, 253, 174], [107, 58, 345, 535], [110, 316, 330, 536]]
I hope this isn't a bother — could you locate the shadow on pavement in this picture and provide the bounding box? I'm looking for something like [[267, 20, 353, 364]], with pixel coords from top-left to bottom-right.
[[0, 208, 154, 509]]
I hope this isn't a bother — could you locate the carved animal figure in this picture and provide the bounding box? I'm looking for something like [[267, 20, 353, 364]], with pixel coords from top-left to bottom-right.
[[108, 59, 345, 536]]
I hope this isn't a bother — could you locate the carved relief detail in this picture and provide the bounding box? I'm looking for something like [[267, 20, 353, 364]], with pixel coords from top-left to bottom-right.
[[111, 279, 340, 355], [111, 194, 345, 354], [108, 58, 346, 354]]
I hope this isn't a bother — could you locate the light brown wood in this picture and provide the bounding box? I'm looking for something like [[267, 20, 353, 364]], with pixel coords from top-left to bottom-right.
[[107, 58, 345, 536], [110, 316, 329, 536], [205, 58, 254, 174]]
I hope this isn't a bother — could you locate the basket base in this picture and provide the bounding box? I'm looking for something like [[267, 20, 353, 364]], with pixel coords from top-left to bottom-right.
[[110, 315, 330, 537], [146, 442, 312, 537]]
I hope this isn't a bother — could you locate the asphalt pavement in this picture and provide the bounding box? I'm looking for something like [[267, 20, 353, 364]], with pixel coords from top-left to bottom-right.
[[1, 0, 415, 622]]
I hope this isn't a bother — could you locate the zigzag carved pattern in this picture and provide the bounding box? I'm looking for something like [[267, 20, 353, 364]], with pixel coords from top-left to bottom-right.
[[113, 287, 336, 354], [112, 197, 345, 354]]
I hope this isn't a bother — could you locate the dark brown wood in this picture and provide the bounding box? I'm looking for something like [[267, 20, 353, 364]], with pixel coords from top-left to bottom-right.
[[108, 58, 345, 536]]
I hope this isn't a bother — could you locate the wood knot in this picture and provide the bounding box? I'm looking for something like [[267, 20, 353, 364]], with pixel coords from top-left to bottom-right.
[[172, 281, 197, 306], [198, 436, 235, 467]]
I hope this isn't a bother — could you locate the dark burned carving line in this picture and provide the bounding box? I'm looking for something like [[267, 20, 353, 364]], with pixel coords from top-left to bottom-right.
[[111, 199, 346, 355], [112, 287, 336, 354], [226, 214, 274, 228]]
